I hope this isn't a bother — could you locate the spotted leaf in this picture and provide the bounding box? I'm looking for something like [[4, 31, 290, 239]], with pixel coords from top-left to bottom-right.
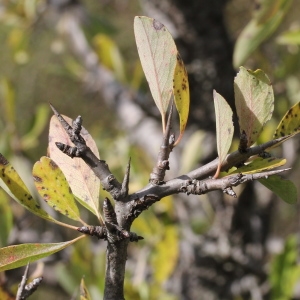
[[33, 156, 83, 222]]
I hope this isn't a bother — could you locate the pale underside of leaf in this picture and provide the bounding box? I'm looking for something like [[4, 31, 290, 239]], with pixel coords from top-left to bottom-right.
[[234, 67, 274, 147], [213, 90, 234, 178], [0, 236, 85, 272], [33, 156, 83, 223], [134, 16, 177, 130], [48, 115, 101, 220], [173, 53, 190, 146], [274, 101, 300, 138]]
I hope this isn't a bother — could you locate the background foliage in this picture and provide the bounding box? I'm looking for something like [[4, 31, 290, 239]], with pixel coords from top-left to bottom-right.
[[0, 0, 300, 299]]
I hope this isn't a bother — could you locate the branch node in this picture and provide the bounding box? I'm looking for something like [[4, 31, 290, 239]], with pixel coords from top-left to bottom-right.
[[103, 198, 118, 225]]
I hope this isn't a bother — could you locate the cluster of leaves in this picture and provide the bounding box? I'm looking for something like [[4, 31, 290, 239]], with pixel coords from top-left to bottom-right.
[[0, 14, 300, 299]]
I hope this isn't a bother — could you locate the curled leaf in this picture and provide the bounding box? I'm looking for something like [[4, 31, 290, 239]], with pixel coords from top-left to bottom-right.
[[173, 53, 190, 145], [234, 67, 274, 147], [213, 90, 234, 178]]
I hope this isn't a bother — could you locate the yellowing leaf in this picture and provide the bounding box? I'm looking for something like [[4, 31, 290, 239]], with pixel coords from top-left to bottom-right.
[[48, 115, 101, 221], [0, 153, 56, 222], [0, 236, 85, 272], [33, 156, 83, 222], [229, 157, 286, 174], [259, 175, 297, 204], [274, 101, 300, 138], [151, 226, 179, 283], [233, 0, 293, 67], [173, 53, 190, 145], [80, 278, 92, 300], [213, 90, 234, 178], [234, 67, 274, 147], [134, 16, 177, 130]]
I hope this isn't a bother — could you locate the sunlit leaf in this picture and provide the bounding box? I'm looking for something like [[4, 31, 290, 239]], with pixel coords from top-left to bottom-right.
[[229, 157, 286, 175], [274, 101, 300, 138], [151, 226, 179, 283], [0, 153, 56, 222], [80, 278, 92, 300], [173, 53, 190, 145], [234, 67, 274, 147], [233, 0, 293, 67], [213, 90, 234, 178], [0, 236, 85, 272], [134, 16, 177, 130], [48, 115, 101, 221], [259, 175, 297, 204], [33, 156, 83, 222]]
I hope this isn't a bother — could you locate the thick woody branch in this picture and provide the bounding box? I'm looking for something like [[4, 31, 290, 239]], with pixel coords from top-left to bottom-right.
[[180, 169, 290, 195]]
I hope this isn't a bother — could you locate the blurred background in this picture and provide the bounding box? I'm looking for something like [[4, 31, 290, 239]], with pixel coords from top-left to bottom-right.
[[0, 0, 300, 299]]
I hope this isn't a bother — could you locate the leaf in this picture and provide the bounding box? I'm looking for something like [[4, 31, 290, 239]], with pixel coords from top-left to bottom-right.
[[229, 157, 286, 174], [173, 53, 190, 145], [259, 175, 297, 204], [0, 236, 85, 272], [277, 29, 300, 45], [33, 156, 83, 222], [151, 226, 179, 283], [0, 153, 57, 223], [274, 101, 300, 138], [48, 115, 101, 220], [234, 67, 274, 147], [134, 16, 177, 130], [80, 278, 92, 300], [213, 90, 234, 178], [233, 0, 293, 68]]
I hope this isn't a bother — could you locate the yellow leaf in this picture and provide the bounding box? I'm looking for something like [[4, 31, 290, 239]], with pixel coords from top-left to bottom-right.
[[274, 101, 300, 138], [173, 53, 190, 145]]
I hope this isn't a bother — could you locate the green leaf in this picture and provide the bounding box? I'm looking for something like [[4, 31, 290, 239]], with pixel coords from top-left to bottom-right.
[[173, 53, 190, 145], [233, 0, 293, 68], [48, 115, 101, 221], [0, 188, 13, 247], [0, 236, 84, 272], [80, 278, 92, 300], [270, 235, 300, 300], [259, 175, 297, 204], [33, 156, 83, 222], [134, 16, 177, 130], [234, 67, 274, 147], [0, 153, 57, 222], [229, 157, 286, 175], [213, 90, 234, 178], [274, 101, 300, 138], [277, 29, 300, 45]]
